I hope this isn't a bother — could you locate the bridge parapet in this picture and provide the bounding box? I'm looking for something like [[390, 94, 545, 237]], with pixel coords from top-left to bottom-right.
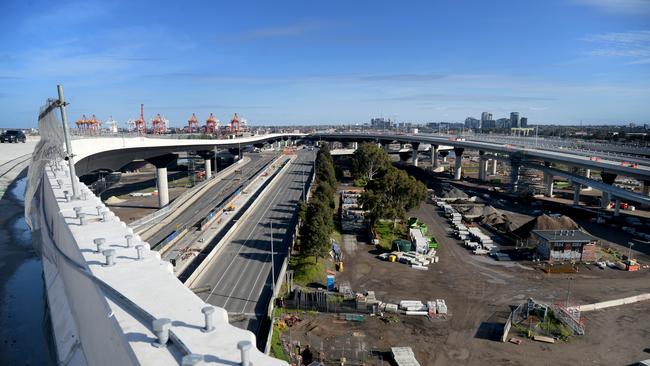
[[36, 160, 287, 365]]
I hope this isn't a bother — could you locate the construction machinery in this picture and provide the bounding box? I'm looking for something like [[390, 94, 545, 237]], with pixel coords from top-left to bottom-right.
[[230, 113, 240, 132]]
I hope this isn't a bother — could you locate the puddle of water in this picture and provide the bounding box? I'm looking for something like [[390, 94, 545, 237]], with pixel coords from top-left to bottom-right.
[[0, 177, 55, 365], [0, 259, 54, 365]]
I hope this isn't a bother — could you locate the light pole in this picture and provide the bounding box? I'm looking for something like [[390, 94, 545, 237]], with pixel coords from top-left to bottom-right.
[[628, 242, 634, 261], [270, 220, 275, 296]]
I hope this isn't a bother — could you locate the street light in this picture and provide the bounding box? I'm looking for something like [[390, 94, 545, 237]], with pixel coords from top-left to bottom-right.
[[270, 220, 275, 296], [628, 242, 634, 261]]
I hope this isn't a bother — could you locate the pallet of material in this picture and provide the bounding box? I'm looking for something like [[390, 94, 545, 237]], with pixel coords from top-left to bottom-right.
[[533, 335, 555, 344]]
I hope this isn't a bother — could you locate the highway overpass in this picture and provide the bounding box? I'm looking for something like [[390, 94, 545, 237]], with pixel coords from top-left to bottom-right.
[[311, 132, 650, 208]]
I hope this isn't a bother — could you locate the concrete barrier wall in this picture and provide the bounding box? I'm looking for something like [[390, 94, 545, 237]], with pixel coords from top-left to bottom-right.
[[39, 175, 139, 366], [575, 293, 650, 312]]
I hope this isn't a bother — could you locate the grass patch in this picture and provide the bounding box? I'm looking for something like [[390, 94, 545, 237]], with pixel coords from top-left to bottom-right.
[[374, 220, 406, 251], [289, 255, 328, 287], [270, 321, 290, 361]]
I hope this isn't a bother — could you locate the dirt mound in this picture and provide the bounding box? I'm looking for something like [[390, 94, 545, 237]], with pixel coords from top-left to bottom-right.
[[513, 214, 580, 239], [438, 184, 468, 200], [479, 206, 517, 232], [105, 196, 125, 205]]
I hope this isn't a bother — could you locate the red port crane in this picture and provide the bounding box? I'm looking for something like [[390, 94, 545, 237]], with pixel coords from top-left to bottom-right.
[[151, 114, 167, 134], [188, 113, 199, 133], [205, 113, 217, 133], [135, 104, 146, 135], [230, 113, 240, 132]]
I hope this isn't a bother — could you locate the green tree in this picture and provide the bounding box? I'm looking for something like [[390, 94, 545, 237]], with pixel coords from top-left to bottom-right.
[[351, 143, 391, 182], [360, 167, 427, 225], [299, 197, 333, 262]]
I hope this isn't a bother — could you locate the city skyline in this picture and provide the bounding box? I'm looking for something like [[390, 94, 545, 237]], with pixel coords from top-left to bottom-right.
[[1, 0, 649, 127]]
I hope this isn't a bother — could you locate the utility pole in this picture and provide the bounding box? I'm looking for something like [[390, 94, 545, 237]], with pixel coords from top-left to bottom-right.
[[57, 85, 80, 199]]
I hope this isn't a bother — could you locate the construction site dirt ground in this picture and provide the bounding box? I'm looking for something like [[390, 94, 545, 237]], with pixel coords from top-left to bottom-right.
[[281, 199, 650, 365]]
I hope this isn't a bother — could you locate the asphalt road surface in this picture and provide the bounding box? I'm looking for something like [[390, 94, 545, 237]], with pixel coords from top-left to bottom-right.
[[148, 153, 275, 246], [195, 149, 315, 342]]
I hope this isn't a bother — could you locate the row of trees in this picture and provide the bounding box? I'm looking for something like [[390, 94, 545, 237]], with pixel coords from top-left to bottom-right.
[[352, 143, 427, 225], [298, 144, 337, 262]]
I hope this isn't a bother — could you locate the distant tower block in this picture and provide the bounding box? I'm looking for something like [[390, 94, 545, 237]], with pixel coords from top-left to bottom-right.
[[205, 113, 218, 134], [187, 113, 199, 133]]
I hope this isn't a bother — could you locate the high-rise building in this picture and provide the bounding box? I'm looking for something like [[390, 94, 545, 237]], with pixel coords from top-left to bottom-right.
[[481, 112, 493, 122], [482, 120, 496, 129], [370, 117, 394, 130], [510, 112, 520, 128], [496, 118, 510, 129], [464, 117, 481, 129], [520, 117, 528, 128]]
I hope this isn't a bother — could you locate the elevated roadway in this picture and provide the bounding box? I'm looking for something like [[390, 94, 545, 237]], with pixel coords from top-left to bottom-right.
[[312, 132, 650, 181]]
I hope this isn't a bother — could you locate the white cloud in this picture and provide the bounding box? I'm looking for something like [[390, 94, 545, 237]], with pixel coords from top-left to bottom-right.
[[574, 0, 650, 15], [584, 30, 650, 64]]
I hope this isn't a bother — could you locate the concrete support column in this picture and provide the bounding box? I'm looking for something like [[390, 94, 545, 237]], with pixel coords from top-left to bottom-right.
[[453, 147, 464, 180], [510, 160, 521, 193], [583, 169, 592, 191], [146, 153, 178, 208], [544, 172, 554, 197], [411, 142, 420, 167], [643, 181, 650, 196], [156, 167, 169, 207], [440, 151, 449, 163], [491, 159, 497, 175], [204, 158, 212, 179], [614, 198, 621, 216], [573, 184, 580, 206], [478, 151, 487, 181], [600, 172, 617, 209], [431, 145, 439, 169], [352, 141, 358, 150]]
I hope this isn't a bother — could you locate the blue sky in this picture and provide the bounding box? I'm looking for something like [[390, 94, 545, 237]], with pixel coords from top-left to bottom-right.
[[1, 0, 649, 127]]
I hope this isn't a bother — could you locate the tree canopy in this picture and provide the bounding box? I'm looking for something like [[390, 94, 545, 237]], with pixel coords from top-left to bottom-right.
[[360, 166, 427, 224], [351, 142, 391, 182]]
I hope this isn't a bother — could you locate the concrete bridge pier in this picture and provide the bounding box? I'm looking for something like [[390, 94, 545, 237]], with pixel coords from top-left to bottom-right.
[[146, 153, 178, 208], [600, 172, 618, 208], [197, 150, 215, 179], [510, 158, 521, 193], [614, 198, 621, 216], [453, 147, 464, 180], [431, 145, 439, 169], [411, 142, 420, 167], [643, 181, 650, 196], [478, 151, 487, 181], [573, 184, 581, 206], [543, 162, 553, 197], [583, 169, 592, 191], [352, 141, 358, 150], [544, 172, 554, 197], [440, 150, 449, 163], [491, 159, 497, 175]]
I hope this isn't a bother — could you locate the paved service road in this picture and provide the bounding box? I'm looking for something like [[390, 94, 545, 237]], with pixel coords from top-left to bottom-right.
[[194, 149, 314, 341], [148, 153, 276, 247]]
